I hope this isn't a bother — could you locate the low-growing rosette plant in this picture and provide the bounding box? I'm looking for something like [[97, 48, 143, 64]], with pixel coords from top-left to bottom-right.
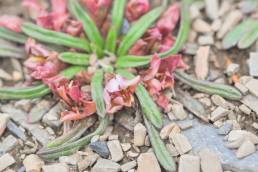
[[0, 0, 242, 170]]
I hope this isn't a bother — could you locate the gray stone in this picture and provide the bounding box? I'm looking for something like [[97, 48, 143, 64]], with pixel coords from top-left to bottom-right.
[[0, 113, 10, 137], [0, 135, 18, 154], [249, 53, 258, 77], [0, 153, 16, 171], [42, 163, 69, 172], [245, 79, 258, 98], [77, 154, 98, 171], [28, 99, 54, 123], [178, 154, 200, 172], [89, 141, 110, 158], [183, 119, 258, 172], [42, 103, 62, 127], [137, 152, 161, 172], [121, 161, 137, 172], [198, 35, 214, 45], [92, 159, 120, 172], [199, 148, 223, 172], [204, 0, 219, 20], [1, 104, 51, 145], [107, 140, 124, 162], [7, 121, 27, 141], [241, 95, 258, 116], [218, 123, 233, 135]]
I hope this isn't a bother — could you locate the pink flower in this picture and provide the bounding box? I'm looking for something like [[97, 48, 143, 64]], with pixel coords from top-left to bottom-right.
[[128, 28, 162, 55], [47, 78, 96, 121], [35, 0, 68, 31], [141, 54, 186, 111], [22, 0, 45, 19], [104, 75, 141, 113], [24, 40, 66, 80], [157, 3, 180, 35], [126, 0, 150, 21], [0, 15, 23, 32], [64, 20, 83, 36], [158, 35, 176, 52], [81, 0, 111, 26], [25, 38, 50, 57]]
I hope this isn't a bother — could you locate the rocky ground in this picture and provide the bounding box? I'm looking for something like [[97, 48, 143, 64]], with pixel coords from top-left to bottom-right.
[[1, 0, 258, 172]]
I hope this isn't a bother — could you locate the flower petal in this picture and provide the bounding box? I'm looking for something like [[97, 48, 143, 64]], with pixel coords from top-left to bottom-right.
[[0, 15, 23, 32], [126, 0, 150, 21], [157, 3, 180, 35]]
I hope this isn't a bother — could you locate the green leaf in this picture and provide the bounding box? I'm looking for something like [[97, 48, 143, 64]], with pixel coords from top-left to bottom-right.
[[59, 52, 90, 65], [175, 70, 242, 100], [0, 27, 27, 44], [144, 117, 176, 171], [116, 55, 151, 68], [105, 0, 126, 53], [38, 116, 109, 159], [116, 0, 192, 68], [0, 66, 84, 100], [116, 69, 163, 128], [222, 19, 255, 49], [159, 0, 191, 58], [238, 21, 258, 49], [47, 117, 97, 148], [22, 23, 91, 51], [91, 70, 106, 118], [117, 5, 164, 56], [68, 0, 104, 57]]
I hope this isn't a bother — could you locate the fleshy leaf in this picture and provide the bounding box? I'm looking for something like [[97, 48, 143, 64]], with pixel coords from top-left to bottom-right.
[[22, 22, 91, 51], [222, 19, 255, 49], [91, 70, 106, 118], [117, 5, 164, 56], [59, 52, 90, 65], [105, 0, 126, 53]]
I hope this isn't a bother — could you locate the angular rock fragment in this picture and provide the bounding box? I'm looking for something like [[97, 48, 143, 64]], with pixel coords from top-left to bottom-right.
[[236, 140, 256, 159], [107, 140, 124, 162], [92, 159, 120, 172], [23, 154, 44, 172], [0, 153, 16, 171], [137, 152, 161, 172], [170, 133, 192, 155], [42, 163, 69, 172], [199, 148, 223, 172], [133, 123, 147, 146], [178, 154, 200, 172]]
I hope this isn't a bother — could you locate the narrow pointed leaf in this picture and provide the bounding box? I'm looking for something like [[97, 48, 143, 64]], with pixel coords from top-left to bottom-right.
[[222, 19, 255, 49], [38, 116, 109, 159], [116, 55, 151, 68], [117, 5, 164, 56], [22, 23, 91, 51], [0, 27, 27, 43], [0, 66, 84, 100], [47, 117, 97, 148], [144, 117, 176, 171], [116, 0, 191, 68], [175, 70, 242, 100], [91, 70, 106, 118], [105, 0, 126, 53], [159, 0, 191, 58], [59, 52, 90, 65], [238, 22, 258, 49], [116, 69, 163, 128], [68, 0, 104, 57]]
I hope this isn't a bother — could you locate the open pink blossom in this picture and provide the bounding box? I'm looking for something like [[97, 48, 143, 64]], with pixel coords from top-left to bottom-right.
[[0, 15, 23, 32], [157, 3, 180, 35], [159, 34, 176, 52], [48, 76, 96, 121], [81, 0, 111, 27], [141, 54, 186, 111], [47, 78, 96, 121], [22, 0, 45, 19], [104, 75, 141, 114], [126, 0, 150, 22]]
